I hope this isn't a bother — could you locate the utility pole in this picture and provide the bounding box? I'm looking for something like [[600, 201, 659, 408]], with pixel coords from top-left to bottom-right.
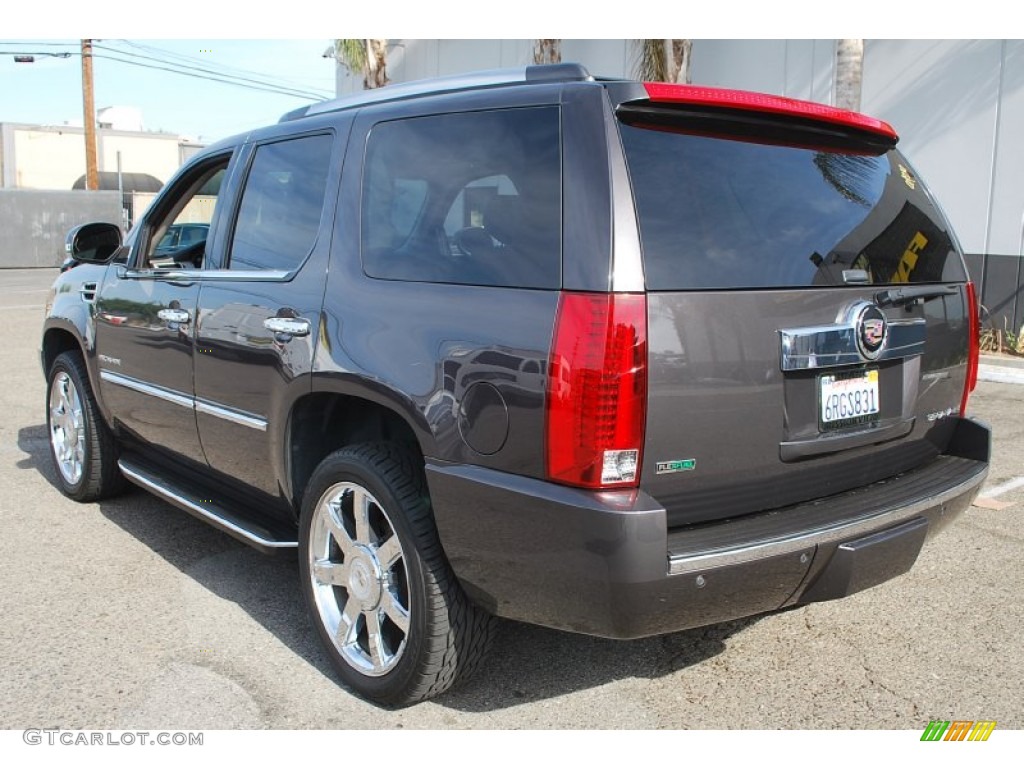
[[81, 39, 99, 191]]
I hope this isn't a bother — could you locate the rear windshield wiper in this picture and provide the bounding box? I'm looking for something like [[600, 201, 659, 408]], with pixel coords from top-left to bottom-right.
[[874, 285, 958, 308]]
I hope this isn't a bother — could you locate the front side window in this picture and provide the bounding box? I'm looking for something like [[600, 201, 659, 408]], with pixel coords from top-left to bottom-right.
[[361, 107, 561, 289], [229, 134, 333, 272], [144, 162, 225, 268]]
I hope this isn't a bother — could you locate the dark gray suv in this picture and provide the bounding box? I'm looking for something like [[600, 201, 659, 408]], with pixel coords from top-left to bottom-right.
[[43, 63, 989, 706]]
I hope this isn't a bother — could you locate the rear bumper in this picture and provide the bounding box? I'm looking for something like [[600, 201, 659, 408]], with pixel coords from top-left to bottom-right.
[[427, 418, 990, 639]]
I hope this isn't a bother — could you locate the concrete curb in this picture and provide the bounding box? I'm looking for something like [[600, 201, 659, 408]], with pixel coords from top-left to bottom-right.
[[978, 355, 1024, 385], [978, 364, 1024, 385]]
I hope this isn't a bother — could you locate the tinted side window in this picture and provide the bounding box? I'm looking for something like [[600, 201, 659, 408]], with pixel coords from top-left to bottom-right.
[[230, 134, 332, 271], [618, 123, 967, 290], [362, 107, 561, 289]]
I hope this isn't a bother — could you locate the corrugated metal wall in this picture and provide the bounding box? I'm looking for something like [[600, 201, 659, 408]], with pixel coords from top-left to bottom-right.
[[0, 190, 122, 268]]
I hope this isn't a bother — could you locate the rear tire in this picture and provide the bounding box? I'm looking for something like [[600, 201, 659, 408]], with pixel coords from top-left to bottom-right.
[[298, 442, 495, 706], [46, 351, 125, 502]]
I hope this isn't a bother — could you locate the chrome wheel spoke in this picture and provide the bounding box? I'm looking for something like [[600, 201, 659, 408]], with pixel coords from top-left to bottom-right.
[[352, 487, 373, 545], [381, 590, 410, 634], [325, 498, 356, 557], [366, 611, 387, 669], [338, 597, 362, 647], [375, 535, 402, 569], [312, 558, 349, 587]]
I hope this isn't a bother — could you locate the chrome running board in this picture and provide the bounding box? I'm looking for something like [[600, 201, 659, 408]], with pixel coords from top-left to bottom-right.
[[118, 458, 298, 554]]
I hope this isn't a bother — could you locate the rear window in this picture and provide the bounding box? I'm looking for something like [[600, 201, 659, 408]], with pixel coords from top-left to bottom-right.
[[618, 121, 967, 290]]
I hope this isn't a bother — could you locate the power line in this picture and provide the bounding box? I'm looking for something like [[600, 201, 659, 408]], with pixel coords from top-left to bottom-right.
[[2, 42, 333, 100], [94, 52, 331, 99], [113, 40, 332, 94], [94, 42, 332, 99]]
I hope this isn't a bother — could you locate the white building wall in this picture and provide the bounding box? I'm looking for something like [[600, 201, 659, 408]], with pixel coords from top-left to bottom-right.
[[12, 128, 85, 189], [690, 39, 835, 104], [983, 41, 1024, 259], [100, 134, 182, 183], [861, 40, 1002, 256]]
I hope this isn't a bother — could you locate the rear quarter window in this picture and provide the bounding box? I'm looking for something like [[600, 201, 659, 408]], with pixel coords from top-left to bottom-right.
[[361, 107, 562, 290], [618, 122, 967, 290]]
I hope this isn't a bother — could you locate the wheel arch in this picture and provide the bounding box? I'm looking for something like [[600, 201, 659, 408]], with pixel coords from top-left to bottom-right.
[[41, 324, 83, 377], [286, 388, 432, 517]]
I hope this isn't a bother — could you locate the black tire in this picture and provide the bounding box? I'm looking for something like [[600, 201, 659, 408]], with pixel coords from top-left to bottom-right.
[[46, 351, 125, 502], [298, 442, 495, 706]]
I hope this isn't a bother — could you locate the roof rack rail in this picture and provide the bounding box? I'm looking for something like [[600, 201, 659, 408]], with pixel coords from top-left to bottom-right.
[[280, 63, 592, 123]]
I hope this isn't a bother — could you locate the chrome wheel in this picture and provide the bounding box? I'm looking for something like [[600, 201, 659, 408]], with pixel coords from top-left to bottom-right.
[[49, 370, 85, 486], [308, 482, 410, 677]]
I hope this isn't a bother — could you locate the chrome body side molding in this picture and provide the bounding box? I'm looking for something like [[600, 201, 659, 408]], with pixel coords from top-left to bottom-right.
[[100, 370, 267, 431], [100, 369, 193, 409]]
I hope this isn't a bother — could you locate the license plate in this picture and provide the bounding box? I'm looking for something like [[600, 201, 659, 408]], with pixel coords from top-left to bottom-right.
[[819, 369, 880, 430]]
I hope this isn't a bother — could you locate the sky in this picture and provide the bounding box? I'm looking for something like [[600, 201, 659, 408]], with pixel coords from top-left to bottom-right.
[[0, 39, 338, 143]]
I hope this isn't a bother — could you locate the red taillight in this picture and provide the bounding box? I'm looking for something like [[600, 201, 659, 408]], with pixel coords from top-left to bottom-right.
[[643, 82, 898, 142], [960, 281, 980, 417], [546, 292, 647, 489]]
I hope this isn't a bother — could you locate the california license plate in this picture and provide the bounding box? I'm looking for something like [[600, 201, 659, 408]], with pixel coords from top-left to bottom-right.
[[819, 369, 880, 430]]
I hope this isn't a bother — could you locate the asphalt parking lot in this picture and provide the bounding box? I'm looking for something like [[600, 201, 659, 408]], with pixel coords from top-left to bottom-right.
[[1, 267, 1021, 730]]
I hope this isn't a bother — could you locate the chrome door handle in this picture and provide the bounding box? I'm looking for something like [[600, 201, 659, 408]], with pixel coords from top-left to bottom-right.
[[263, 317, 311, 337], [157, 308, 191, 324]]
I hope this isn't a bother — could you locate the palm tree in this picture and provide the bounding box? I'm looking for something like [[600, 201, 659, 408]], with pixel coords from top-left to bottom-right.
[[332, 39, 389, 89], [813, 152, 879, 208], [633, 39, 692, 83], [533, 40, 561, 65], [835, 39, 863, 111]]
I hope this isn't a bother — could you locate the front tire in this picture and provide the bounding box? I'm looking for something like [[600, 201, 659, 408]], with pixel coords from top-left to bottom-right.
[[46, 351, 124, 502], [298, 443, 495, 706]]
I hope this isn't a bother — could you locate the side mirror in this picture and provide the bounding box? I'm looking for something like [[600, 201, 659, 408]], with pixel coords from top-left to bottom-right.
[[65, 222, 122, 265]]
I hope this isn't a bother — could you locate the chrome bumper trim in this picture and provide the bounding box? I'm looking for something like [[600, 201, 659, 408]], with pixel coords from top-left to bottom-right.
[[667, 468, 984, 575]]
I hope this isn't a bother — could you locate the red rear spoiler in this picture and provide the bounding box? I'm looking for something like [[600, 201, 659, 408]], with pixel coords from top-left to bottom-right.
[[643, 82, 898, 142]]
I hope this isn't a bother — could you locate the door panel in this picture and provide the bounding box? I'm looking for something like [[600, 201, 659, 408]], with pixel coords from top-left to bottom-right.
[[94, 271, 203, 461], [193, 279, 321, 501]]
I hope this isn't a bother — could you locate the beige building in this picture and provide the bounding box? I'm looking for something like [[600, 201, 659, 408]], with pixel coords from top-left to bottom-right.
[[0, 121, 203, 191]]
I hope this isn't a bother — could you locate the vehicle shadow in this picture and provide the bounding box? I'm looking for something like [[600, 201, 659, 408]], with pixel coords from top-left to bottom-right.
[[438, 614, 762, 713], [17, 423, 763, 713], [16, 423, 59, 486]]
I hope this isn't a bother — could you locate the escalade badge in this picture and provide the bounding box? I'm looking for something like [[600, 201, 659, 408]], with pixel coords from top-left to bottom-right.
[[855, 304, 888, 360]]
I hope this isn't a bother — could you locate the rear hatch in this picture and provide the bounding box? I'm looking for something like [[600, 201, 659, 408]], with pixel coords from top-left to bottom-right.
[[611, 85, 974, 527]]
